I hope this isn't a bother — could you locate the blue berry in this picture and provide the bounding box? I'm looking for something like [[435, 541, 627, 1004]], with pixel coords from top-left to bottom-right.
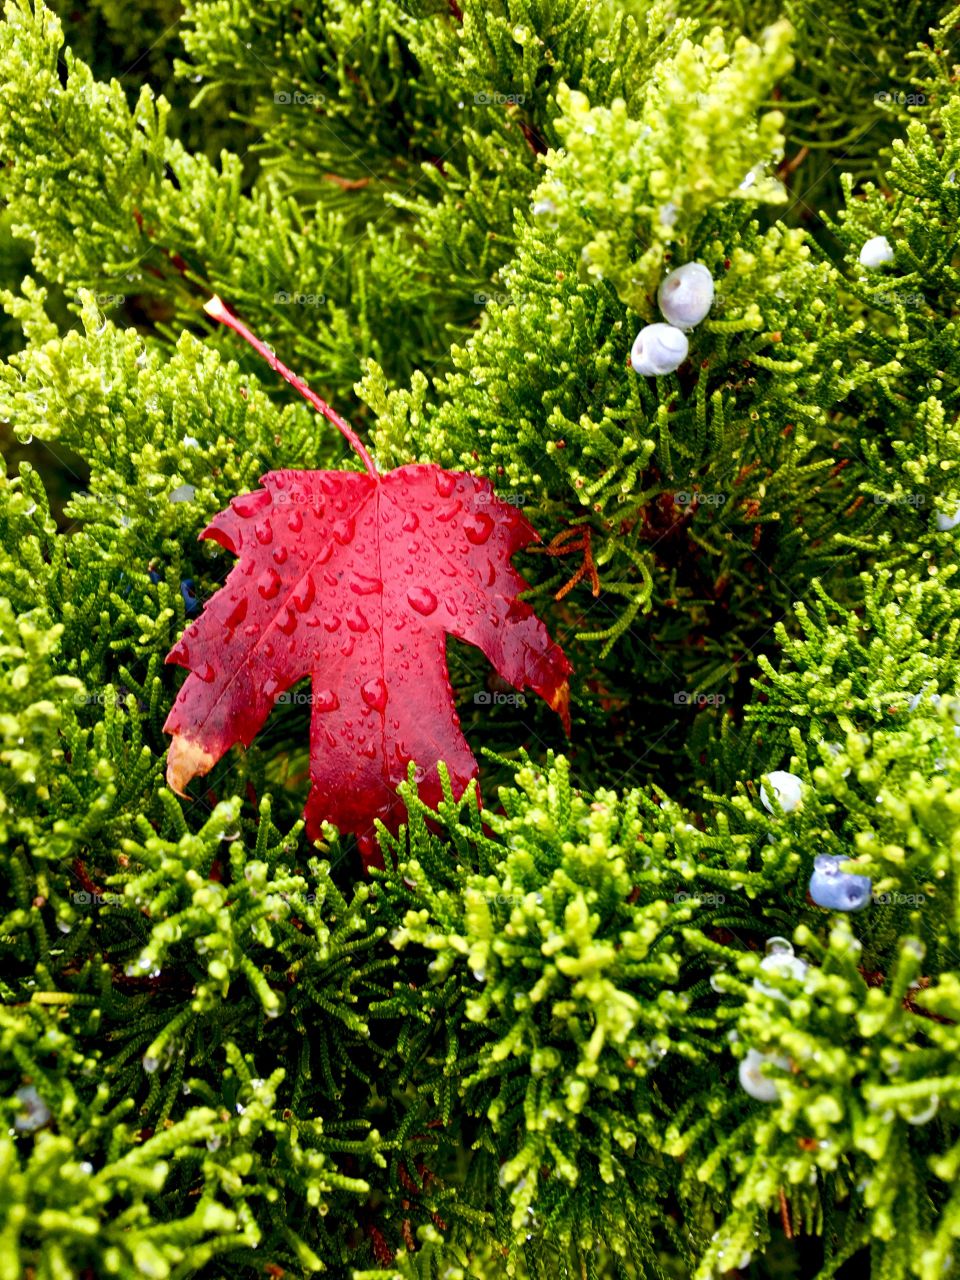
[[14, 1084, 51, 1132], [180, 579, 199, 614], [808, 855, 872, 912]]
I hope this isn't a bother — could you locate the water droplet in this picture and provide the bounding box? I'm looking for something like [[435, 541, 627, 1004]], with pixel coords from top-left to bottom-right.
[[257, 568, 282, 599], [277, 607, 297, 635], [765, 936, 794, 956], [347, 605, 369, 632], [361, 677, 388, 713], [323, 615, 341, 632], [906, 1095, 940, 1125], [436, 472, 456, 497], [273, 545, 289, 565], [263, 676, 280, 699], [197, 661, 216, 683], [293, 575, 315, 612], [408, 587, 438, 616], [464, 512, 494, 545], [437, 500, 462, 524], [232, 492, 271, 518], [288, 510, 303, 533], [315, 689, 339, 712], [225, 596, 248, 629], [255, 520, 273, 545], [332, 517, 355, 544], [402, 512, 419, 532], [316, 541, 334, 564], [351, 573, 382, 596], [341, 636, 356, 657]]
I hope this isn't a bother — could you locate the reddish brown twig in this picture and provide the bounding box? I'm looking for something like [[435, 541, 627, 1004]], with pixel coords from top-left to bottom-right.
[[779, 1187, 793, 1240], [532, 525, 601, 599]]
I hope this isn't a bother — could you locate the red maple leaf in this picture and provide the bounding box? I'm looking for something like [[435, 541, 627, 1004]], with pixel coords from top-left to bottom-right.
[[163, 300, 571, 855]]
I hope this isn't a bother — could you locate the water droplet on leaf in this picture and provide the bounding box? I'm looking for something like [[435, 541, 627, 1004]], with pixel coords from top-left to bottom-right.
[[361, 678, 388, 713], [464, 512, 494, 544], [408, 587, 438, 616]]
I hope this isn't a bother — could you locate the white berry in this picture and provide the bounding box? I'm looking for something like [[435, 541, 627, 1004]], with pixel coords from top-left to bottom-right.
[[657, 262, 714, 330], [755, 950, 809, 998], [738, 1048, 790, 1102], [936, 505, 960, 532], [760, 770, 803, 814], [859, 235, 894, 268], [630, 323, 688, 375]]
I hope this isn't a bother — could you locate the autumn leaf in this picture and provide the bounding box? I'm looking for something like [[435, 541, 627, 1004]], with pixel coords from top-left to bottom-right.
[[163, 299, 572, 854]]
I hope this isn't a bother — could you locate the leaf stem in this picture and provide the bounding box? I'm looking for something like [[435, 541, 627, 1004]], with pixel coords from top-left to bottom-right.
[[203, 295, 380, 480]]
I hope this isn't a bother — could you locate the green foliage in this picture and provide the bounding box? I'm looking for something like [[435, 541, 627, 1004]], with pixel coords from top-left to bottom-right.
[[676, 717, 960, 1280], [535, 24, 793, 312], [380, 756, 696, 1264], [679, 0, 945, 212]]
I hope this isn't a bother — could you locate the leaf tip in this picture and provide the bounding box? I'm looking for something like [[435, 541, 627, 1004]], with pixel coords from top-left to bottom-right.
[[550, 680, 572, 735], [204, 294, 230, 322], [166, 734, 217, 795]]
